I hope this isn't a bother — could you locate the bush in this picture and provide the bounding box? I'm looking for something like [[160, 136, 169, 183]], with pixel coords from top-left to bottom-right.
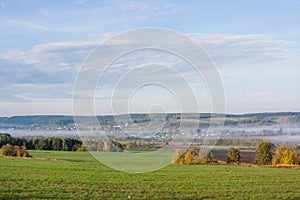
[[0, 144, 30, 157]]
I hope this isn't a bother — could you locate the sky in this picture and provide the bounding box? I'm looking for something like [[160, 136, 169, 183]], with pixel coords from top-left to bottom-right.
[[0, 0, 300, 116]]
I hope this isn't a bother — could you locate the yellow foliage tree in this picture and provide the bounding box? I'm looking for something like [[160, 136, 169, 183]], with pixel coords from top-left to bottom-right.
[[273, 146, 299, 165]]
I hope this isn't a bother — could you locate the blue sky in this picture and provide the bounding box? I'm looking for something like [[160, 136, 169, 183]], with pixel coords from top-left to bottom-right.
[[0, 0, 300, 116]]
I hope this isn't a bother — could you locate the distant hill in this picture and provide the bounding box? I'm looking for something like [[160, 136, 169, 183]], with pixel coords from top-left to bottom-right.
[[0, 115, 75, 126], [0, 112, 300, 128]]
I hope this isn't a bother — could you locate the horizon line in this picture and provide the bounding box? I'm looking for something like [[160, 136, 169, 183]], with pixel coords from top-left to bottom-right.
[[1, 111, 300, 118]]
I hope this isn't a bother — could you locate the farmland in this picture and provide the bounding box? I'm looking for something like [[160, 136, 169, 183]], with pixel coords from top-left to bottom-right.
[[0, 151, 299, 199]]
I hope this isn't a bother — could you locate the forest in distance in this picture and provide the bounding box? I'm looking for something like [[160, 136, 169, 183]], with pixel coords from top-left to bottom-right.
[[1, 112, 300, 128]]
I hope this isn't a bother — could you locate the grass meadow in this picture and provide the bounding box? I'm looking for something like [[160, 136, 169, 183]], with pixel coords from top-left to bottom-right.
[[0, 150, 299, 199]]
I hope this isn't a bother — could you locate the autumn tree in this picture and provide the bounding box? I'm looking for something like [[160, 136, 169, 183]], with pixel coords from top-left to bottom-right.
[[254, 141, 276, 165], [227, 148, 241, 164], [172, 147, 201, 164], [201, 151, 217, 164], [20, 145, 30, 157], [172, 149, 185, 164], [0, 144, 30, 157], [272, 146, 299, 165], [0, 144, 14, 156], [185, 147, 201, 164]]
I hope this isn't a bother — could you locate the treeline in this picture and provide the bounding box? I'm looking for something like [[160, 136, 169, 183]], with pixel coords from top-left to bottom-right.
[[172, 147, 218, 164], [82, 140, 158, 152], [190, 138, 263, 148], [0, 133, 83, 151], [83, 139, 123, 152], [0, 133, 159, 152], [215, 138, 262, 147], [173, 141, 299, 166]]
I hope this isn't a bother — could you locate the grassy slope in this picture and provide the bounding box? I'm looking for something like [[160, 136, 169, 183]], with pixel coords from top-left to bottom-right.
[[0, 151, 299, 199]]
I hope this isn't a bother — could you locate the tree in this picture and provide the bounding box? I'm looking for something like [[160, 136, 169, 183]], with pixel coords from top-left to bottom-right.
[[52, 138, 62, 151], [185, 147, 201, 164], [172, 147, 201, 164], [0, 144, 14, 156], [0, 144, 30, 157], [125, 141, 132, 150], [172, 149, 185, 164], [227, 148, 241, 164], [36, 139, 46, 150], [14, 145, 22, 157], [61, 139, 69, 151], [254, 141, 275, 165], [20, 146, 30, 157], [273, 146, 299, 165], [201, 151, 217, 164], [0, 133, 12, 148]]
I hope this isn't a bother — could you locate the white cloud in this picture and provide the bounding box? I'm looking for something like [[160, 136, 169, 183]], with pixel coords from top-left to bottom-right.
[[188, 33, 299, 67], [13, 94, 67, 102], [1, 32, 300, 115], [1, 39, 99, 73], [0, 83, 73, 102], [0, 19, 65, 32], [2, 33, 298, 74]]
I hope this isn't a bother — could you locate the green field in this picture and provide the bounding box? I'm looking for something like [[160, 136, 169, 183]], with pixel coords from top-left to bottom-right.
[[0, 151, 299, 199]]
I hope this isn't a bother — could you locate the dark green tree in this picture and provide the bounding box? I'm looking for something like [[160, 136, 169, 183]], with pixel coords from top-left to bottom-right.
[[254, 141, 276, 165], [52, 138, 62, 151], [227, 148, 241, 164]]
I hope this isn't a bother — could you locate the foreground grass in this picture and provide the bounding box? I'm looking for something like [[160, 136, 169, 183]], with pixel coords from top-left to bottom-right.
[[0, 151, 299, 199]]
